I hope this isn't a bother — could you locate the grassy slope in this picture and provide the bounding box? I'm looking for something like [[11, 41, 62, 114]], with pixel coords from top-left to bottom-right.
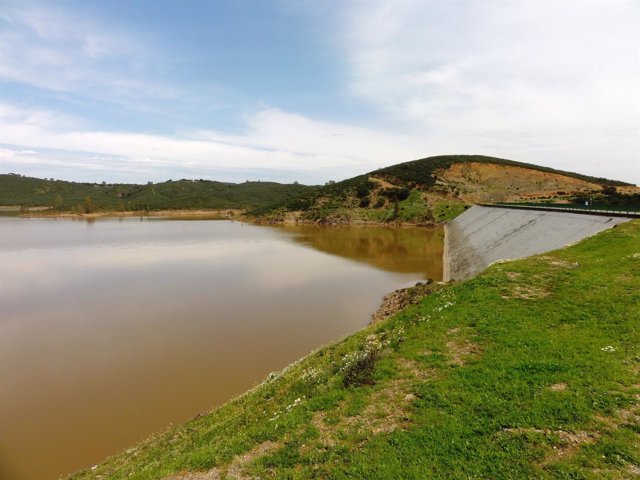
[[0, 174, 316, 211], [70, 221, 640, 479], [250, 155, 631, 223]]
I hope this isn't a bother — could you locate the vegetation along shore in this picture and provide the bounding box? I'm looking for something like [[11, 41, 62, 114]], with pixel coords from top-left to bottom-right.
[[3, 155, 639, 226]]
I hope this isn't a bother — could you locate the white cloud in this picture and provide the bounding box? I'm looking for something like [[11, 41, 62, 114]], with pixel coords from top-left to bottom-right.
[[0, 102, 431, 183], [0, 5, 177, 103], [0, 1, 638, 185], [339, 0, 640, 181], [344, 1, 639, 125], [1, 98, 639, 185]]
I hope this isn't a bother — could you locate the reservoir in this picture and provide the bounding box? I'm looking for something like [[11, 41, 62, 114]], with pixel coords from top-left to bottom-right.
[[0, 217, 442, 479]]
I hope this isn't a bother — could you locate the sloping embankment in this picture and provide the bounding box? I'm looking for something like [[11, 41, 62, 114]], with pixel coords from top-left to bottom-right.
[[444, 205, 630, 280]]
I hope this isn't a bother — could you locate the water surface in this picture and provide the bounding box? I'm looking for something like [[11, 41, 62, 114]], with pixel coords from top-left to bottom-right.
[[0, 218, 442, 479]]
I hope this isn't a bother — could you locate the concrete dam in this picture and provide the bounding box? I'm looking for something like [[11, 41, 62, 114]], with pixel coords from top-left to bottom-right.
[[444, 205, 631, 281]]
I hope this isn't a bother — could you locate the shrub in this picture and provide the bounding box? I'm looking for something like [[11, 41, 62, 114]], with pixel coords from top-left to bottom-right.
[[374, 197, 385, 208], [397, 187, 411, 201], [83, 196, 96, 213], [342, 348, 379, 387], [359, 197, 371, 208], [356, 184, 370, 198], [381, 187, 411, 201]]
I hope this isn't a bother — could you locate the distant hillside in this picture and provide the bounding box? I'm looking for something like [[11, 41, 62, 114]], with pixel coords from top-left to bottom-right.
[[251, 155, 636, 224], [0, 174, 317, 212], [374, 154, 631, 188], [2, 155, 635, 218]]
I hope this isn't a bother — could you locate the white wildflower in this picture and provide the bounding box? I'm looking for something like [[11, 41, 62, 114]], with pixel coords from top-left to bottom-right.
[[300, 367, 321, 383]]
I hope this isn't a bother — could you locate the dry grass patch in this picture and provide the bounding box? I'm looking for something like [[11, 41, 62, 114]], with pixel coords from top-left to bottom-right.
[[501, 428, 598, 466], [343, 379, 413, 435], [446, 328, 482, 367], [595, 404, 640, 431], [396, 357, 434, 380], [501, 284, 550, 300], [549, 260, 579, 269], [549, 382, 568, 392], [225, 441, 280, 480], [164, 471, 222, 480], [309, 356, 431, 448], [162, 441, 280, 480], [162, 468, 224, 480]]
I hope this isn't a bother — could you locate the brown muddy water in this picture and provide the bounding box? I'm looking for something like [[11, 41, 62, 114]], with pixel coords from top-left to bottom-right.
[[0, 218, 443, 479]]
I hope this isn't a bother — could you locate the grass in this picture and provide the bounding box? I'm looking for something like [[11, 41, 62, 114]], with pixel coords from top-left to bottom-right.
[[68, 220, 640, 479], [432, 200, 470, 223]]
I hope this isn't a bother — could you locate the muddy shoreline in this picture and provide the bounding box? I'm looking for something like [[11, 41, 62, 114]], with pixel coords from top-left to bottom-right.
[[8, 208, 243, 219]]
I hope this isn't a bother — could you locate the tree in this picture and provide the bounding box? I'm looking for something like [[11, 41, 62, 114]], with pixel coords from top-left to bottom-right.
[[356, 184, 370, 198], [397, 187, 411, 200], [52, 195, 63, 211], [83, 196, 96, 214]]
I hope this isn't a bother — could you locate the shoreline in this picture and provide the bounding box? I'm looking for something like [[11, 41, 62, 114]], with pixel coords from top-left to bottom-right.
[[8, 207, 445, 229], [11, 208, 243, 219]]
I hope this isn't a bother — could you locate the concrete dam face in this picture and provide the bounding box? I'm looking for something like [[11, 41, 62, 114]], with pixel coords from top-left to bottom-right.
[[444, 206, 630, 281]]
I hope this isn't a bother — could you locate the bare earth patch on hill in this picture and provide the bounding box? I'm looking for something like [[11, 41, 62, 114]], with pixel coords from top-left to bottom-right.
[[435, 161, 604, 203]]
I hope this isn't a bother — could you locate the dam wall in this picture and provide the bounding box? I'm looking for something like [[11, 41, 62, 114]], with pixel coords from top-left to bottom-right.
[[444, 205, 630, 281]]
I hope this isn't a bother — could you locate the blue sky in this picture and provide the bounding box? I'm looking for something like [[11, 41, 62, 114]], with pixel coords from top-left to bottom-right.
[[0, 0, 638, 184]]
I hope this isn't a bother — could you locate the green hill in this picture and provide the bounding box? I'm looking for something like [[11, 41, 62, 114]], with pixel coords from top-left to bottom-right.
[[0, 174, 317, 212], [250, 155, 635, 224], [68, 220, 640, 479]]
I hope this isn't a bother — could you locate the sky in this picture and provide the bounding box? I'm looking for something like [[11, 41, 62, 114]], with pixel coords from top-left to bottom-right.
[[0, 0, 638, 185]]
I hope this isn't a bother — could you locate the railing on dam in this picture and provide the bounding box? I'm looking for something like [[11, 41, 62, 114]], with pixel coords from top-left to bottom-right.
[[480, 203, 640, 218]]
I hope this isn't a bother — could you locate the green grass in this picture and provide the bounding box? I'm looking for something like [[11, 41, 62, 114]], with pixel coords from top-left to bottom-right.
[[433, 200, 470, 223], [69, 221, 640, 479]]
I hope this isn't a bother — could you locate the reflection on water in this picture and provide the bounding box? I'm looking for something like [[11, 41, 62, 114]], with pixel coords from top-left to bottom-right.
[[0, 218, 443, 480], [276, 224, 443, 280]]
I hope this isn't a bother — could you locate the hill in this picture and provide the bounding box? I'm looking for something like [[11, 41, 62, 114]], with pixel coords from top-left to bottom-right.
[[68, 220, 640, 479], [2, 155, 637, 219], [0, 174, 317, 212], [250, 155, 637, 224]]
